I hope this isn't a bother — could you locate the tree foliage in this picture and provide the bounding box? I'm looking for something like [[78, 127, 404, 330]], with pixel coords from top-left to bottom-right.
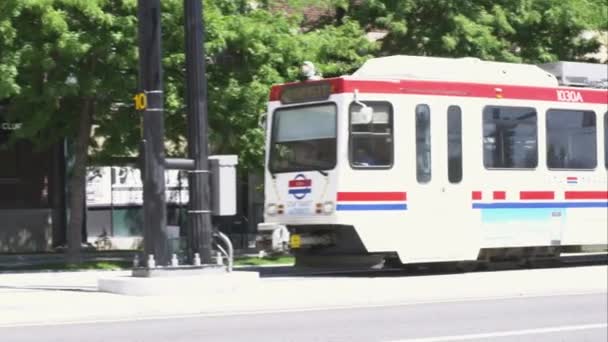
[[3, 0, 604, 171], [0, 0, 139, 145], [2, 0, 606, 164], [346, 0, 606, 63]]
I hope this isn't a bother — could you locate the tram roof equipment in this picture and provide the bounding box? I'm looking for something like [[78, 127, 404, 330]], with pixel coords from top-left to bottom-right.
[[352, 55, 559, 87], [352, 55, 608, 89], [538, 61, 608, 88]]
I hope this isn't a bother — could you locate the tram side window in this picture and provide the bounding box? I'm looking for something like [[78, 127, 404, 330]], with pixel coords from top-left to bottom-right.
[[416, 104, 431, 182], [483, 106, 537, 169], [605, 112, 607, 169], [546, 109, 596, 170], [447, 106, 462, 183], [349, 102, 393, 168]]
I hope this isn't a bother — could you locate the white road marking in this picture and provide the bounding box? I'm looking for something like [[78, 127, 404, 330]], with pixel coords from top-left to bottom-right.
[[387, 323, 608, 342]]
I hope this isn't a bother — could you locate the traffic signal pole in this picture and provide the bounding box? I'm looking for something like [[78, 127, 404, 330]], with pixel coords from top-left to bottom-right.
[[184, 0, 214, 264], [137, 0, 170, 266], [136, 0, 214, 268]]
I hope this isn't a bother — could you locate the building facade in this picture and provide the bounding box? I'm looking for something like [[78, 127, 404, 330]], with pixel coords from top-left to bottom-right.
[[0, 104, 67, 253]]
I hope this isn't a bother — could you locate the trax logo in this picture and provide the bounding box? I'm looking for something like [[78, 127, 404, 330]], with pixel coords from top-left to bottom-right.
[[288, 174, 312, 200], [556, 90, 584, 103]]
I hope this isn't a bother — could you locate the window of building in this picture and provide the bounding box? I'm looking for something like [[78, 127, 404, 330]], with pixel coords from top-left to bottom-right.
[[349, 101, 393, 168], [483, 106, 538, 169], [447, 106, 462, 183], [416, 104, 431, 182], [546, 109, 596, 170]]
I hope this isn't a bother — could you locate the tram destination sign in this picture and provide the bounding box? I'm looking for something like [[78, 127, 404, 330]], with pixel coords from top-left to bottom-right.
[[280, 81, 331, 104]]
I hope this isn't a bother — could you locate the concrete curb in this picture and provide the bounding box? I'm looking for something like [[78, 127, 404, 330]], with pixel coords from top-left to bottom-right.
[[98, 271, 260, 296]]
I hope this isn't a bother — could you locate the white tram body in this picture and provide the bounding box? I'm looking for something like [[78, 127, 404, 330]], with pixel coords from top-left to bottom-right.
[[262, 56, 608, 265]]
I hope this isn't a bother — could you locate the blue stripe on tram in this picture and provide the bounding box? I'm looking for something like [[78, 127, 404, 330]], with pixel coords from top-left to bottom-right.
[[472, 202, 608, 209], [336, 203, 408, 211]]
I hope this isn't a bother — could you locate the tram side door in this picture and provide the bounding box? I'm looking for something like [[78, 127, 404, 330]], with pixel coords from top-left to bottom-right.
[[407, 103, 479, 262], [440, 105, 480, 260]]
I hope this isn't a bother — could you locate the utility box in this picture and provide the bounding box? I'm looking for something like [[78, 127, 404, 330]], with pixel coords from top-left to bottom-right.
[[209, 155, 238, 216]]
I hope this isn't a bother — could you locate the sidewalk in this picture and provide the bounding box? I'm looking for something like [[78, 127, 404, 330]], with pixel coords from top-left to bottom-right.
[[0, 266, 606, 327]]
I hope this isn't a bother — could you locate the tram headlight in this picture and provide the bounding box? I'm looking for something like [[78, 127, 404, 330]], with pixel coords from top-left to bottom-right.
[[266, 203, 277, 216], [322, 201, 335, 214]]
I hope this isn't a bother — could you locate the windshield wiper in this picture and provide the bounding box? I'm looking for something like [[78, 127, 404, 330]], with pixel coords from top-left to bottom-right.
[[270, 164, 328, 177], [314, 168, 328, 177]]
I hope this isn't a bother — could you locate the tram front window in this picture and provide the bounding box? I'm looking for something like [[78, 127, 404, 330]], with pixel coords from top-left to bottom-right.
[[269, 104, 337, 174]]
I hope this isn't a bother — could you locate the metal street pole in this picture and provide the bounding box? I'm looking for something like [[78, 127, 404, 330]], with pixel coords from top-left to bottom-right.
[[184, 0, 213, 264], [137, 0, 170, 266]]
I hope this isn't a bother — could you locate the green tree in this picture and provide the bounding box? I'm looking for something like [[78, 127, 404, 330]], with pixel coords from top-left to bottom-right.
[[0, 0, 21, 99], [345, 0, 606, 63]]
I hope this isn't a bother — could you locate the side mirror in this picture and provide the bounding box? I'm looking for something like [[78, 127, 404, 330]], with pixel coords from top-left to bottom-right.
[[351, 106, 373, 124]]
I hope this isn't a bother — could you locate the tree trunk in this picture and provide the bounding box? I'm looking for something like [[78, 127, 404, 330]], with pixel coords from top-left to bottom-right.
[[66, 99, 93, 264]]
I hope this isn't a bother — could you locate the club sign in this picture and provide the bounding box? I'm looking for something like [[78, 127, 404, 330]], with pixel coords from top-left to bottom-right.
[[1, 122, 22, 131]]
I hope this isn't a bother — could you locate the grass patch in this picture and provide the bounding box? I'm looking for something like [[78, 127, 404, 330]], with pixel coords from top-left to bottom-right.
[[234, 255, 294, 266], [1, 255, 294, 271], [1, 260, 131, 272]]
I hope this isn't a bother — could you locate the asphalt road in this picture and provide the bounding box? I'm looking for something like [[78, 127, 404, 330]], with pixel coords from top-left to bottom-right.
[[2, 292, 606, 342]]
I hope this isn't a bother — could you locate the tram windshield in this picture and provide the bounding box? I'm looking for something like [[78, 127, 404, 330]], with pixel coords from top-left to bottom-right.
[[269, 103, 337, 174]]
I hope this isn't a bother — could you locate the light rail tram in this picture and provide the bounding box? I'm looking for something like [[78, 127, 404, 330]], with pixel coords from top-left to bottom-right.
[[261, 55, 608, 267]]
